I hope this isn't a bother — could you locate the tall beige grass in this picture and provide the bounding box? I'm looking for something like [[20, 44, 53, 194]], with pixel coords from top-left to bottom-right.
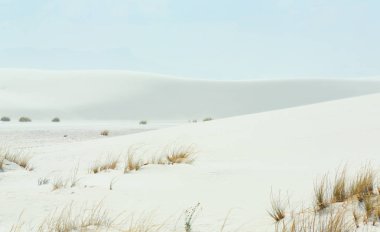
[[332, 168, 348, 203], [314, 175, 330, 211], [4, 149, 33, 170]]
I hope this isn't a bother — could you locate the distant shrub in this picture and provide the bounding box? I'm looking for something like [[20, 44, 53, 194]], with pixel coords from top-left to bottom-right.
[[139, 120, 147, 125], [203, 117, 213, 122], [1, 116, 10, 122], [52, 117, 60, 122], [19, 117, 31, 122], [100, 130, 109, 136]]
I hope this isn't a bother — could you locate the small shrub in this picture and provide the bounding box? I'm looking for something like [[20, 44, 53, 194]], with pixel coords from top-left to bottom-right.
[[203, 117, 213, 121], [1, 116, 10, 122], [19, 117, 31, 122], [52, 117, 60, 122], [100, 130, 109, 136], [139, 120, 147, 125]]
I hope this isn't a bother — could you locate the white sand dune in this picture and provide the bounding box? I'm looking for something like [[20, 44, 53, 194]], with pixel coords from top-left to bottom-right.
[[2, 69, 380, 120], [1, 93, 380, 231]]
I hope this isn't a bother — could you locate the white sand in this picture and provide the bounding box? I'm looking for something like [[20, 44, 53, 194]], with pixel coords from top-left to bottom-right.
[[1, 92, 380, 231]]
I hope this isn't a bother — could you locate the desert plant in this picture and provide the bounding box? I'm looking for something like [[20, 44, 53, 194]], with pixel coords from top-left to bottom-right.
[[165, 145, 196, 165], [5, 150, 33, 170], [332, 168, 348, 203], [184, 203, 201, 232], [124, 153, 143, 173], [100, 130, 110, 136], [139, 120, 147, 125], [51, 117, 60, 122], [90, 155, 119, 174], [1, 116, 10, 122], [268, 192, 286, 223], [52, 177, 66, 191], [314, 175, 330, 211], [203, 117, 213, 121], [37, 202, 117, 231], [38, 177, 50, 185], [363, 195, 375, 224], [0, 154, 4, 171], [19, 117, 31, 122], [349, 165, 376, 201]]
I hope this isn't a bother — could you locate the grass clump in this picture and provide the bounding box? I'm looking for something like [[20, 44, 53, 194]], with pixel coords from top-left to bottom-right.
[[165, 145, 196, 165], [1, 116, 10, 122], [332, 168, 348, 203], [203, 117, 213, 121], [314, 175, 330, 211], [51, 117, 60, 122], [268, 192, 286, 223], [124, 153, 143, 173], [37, 203, 117, 231], [19, 117, 31, 122], [90, 156, 119, 174], [139, 120, 147, 125], [349, 165, 376, 201], [5, 150, 33, 170]]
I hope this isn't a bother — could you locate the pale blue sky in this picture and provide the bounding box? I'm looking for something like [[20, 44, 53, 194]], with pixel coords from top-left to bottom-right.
[[0, 0, 379, 80]]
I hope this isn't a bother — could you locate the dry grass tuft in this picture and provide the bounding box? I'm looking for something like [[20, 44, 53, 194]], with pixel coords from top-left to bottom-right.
[[124, 153, 143, 173], [37, 202, 118, 231], [277, 209, 355, 232], [268, 192, 286, 223], [314, 175, 330, 211], [349, 165, 376, 201], [52, 177, 66, 191], [332, 168, 348, 203], [89, 155, 119, 174], [165, 145, 196, 165], [0, 154, 4, 170], [4, 150, 33, 170]]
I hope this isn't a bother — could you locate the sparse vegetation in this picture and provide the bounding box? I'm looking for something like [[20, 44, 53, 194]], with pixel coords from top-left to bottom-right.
[[19, 117, 31, 122], [271, 164, 380, 231], [1, 116, 10, 122], [349, 165, 376, 201], [4, 150, 33, 170], [38, 177, 50, 185], [332, 168, 348, 203], [184, 203, 201, 232], [139, 120, 147, 125], [165, 145, 196, 164], [124, 152, 143, 173], [100, 130, 110, 136], [37, 203, 117, 231], [89, 155, 119, 174], [51, 117, 60, 122], [268, 192, 286, 223], [203, 117, 213, 121]]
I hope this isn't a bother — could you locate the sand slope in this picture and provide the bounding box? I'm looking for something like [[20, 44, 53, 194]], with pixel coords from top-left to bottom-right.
[[2, 69, 380, 120], [1, 93, 380, 231]]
